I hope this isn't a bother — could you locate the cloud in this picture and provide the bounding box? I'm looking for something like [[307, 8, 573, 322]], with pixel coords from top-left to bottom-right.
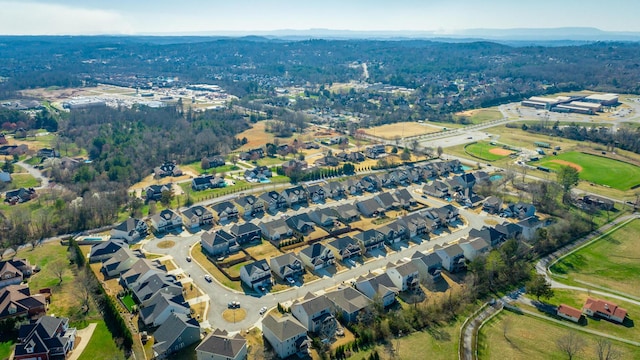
[[0, 1, 133, 35]]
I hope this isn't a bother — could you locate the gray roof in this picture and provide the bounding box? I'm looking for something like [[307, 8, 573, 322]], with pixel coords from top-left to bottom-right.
[[393, 188, 414, 204], [293, 293, 333, 317], [334, 203, 360, 219], [234, 194, 257, 207], [327, 236, 358, 252], [211, 201, 237, 214], [463, 237, 490, 251], [201, 229, 236, 248], [262, 314, 307, 342], [151, 209, 180, 223], [518, 216, 541, 228], [435, 243, 464, 258], [260, 218, 291, 236], [182, 205, 211, 219], [300, 243, 329, 260], [270, 253, 302, 276], [390, 261, 419, 276], [411, 251, 442, 268], [89, 239, 127, 259], [196, 329, 246, 358], [357, 198, 384, 215], [326, 287, 372, 314], [242, 259, 270, 276], [230, 222, 261, 236], [113, 218, 144, 232], [140, 293, 188, 325], [152, 313, 200, 355]]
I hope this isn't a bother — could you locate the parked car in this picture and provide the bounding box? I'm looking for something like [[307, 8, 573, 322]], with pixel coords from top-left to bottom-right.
[[186, 256, 192, 262], [259, 306, 268, 315], [286, 277, 295, 285], [204, 274, 212, 282]]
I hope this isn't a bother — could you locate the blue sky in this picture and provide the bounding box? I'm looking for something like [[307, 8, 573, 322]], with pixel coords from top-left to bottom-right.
[[1, 0, 639, 35]]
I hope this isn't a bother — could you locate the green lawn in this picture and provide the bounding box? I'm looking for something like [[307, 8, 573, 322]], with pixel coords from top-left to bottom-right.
[[550, 219, 640, 298], [77, 321, 125, 360], [228, 261, 253, 278], [464, 142, 512, 161], [183, 160, 240, 175], [533, 151, 640, 190], [120, 294, 136, 312], [460, 108, 503, 124], [9, 173, 40, 189], [180, 180, 252, 203], [479, 310, 640, 360]]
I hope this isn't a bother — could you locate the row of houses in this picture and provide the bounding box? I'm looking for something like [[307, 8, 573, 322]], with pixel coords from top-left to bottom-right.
[[88, 240, 201, 359]]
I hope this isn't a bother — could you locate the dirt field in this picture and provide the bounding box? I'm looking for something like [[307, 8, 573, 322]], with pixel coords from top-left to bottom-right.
[[489, 148, 512, 156], [363, 122, 442, 139], [549, 159, 583, 172]]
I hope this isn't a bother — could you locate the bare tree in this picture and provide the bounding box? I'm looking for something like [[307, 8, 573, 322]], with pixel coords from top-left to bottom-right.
[[436, 146, 443, 158], [49, 258, 67, 286], [596, 339, 621, 360], [76, 271, 95, 314], [556, 332, 585, 360]]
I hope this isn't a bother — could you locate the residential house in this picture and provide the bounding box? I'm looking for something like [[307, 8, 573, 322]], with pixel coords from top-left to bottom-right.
[[0, 259, 33, 289], [262, 314, 309, 359], [229, 223, 262, 244], [200, 229, 238, 256], [291, 293, 337, 334], [378, 220, 408, 244], [234, 195, 264, 218], [37, 148, 59, 158], [88, 239, 127, 263], [378, 173, 396, 189], [557, 304, 583, 323], [305, 184, 326, 203], [326, 287, 372, 323], [434, 244, 466, 273], [270, 253, 304, 282], [423, 181, 450, 198], [260, 218, 294, 244], [482, 196, 503, 214], [354, 273, 398, 308], [285, 213, 316, 236], [393, 188, 416, 209], [239, 148, 264, 161], [203, 155, 226, 168], [326, 236, 361, 261], [154, 162, 182, 178], [314, 155, 340, 167], [298, 243, 335, 271], [308, 208, 338, 228], [517, 216, 544, 241], [410, 251, 443, 284], [447, 176, 466, 193], [323, 181, 345, 199], [365, 144, 386, 159], [0, 144, 27, 156], [281, 159, 308, 175], [474, 171, 490, 185], [505, 202, 536, 219], [386, 260, 420, 292], [0, 284, 47, 321], [110, 217, 148, 243], [191, 174, 225, 191], [244, 166, 272, 182], [582, 298, 627, 324], [468, 226, 505, 247], [211, 201, 239, 223], [196, 329, 247, 360], [356, 198, 385, 218], [459, 237, 491, 261], [181, 205, 214, 229], [422, 213, 442, 231], [259, 191, 285, 213], [336, 151, 365, 163], [239, 260, 271, 290], [152, 313, 200, 359], [145, 184, 172, 202], [431, 205, 460, 225], [354, 229, 385, 252], [344, 179, 363, 195], [139, 293, 190, 327], [400, 213, 428, 238], [127, 269, 182, 305], [14, 316, 76, 360], [281, 186, 308, 207], [494, 222, 523, 241], [334, 203, 360, 223], [119, 258, 166, 290], [375, 192, 400, 210], [101, 247, 139, 278], [150, 209, 183, 233], [360, 175, 381, 192], [5, 188, 37, 205]]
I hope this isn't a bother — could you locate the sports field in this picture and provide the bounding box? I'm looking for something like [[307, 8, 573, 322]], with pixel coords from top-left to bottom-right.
[[363, 122, 442, 139], [533, 151, 640, 190], [550, 219, 640, 298], [464, 142, 514, 161], [455, 108, 503, 124]]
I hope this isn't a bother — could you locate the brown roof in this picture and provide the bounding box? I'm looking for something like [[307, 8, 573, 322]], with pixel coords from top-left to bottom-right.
[[583, 298, 627, 320], [557, 304, 582, 319]]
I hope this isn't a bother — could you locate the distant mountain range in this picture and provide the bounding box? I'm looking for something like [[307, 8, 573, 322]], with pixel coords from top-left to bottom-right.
[[144, 27, 640, 45]]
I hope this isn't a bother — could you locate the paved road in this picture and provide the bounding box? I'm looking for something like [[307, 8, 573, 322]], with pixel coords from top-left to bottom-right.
[[143, 185, 493, 332], [16, 160, 49, 189]]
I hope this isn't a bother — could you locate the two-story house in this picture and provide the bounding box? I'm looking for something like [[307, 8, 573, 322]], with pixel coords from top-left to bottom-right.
[[195, 329, 247, 360], [326, 236, 361, 262], [354, 229, 385, 252], [181, 205, 214, 229], [262, 314, 309, 359], [291, 293, 336, 334], [260, 218, 294, 244], [14, 316, 76, 360], [298, 243, 335, 271], [434, 244, 466, 273], [149, 209, 183, 233], [211, 201, 239, 223], [270, 253, 304, 282], [234, 194, 265, 218], [239, 260, 271, 291], [386, 260, 420, 292], [229, 223, 262, 244], [110, 217, 148, 243], [200, 229, 239, 257]]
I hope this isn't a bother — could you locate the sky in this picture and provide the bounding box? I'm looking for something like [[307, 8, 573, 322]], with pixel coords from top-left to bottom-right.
[[1, 0, 640, 35]]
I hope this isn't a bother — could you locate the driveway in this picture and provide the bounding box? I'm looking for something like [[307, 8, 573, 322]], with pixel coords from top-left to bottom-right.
[[67, 323, 97, 360]]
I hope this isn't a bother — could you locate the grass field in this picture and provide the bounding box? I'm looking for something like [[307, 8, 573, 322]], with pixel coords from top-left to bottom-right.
[[228, 260, 253, 278], [363, 122, 442, 139], [464, 142, 513, 161], [478, 310, 640, 360], [77, 321, 125, 360], [0, 340, 13, 360], [550, 219, 640, 298], [9, 173, 40, 189], [532, 151, 640, 190], [455, 108, 503, 124], [120, 294, 136, 312]]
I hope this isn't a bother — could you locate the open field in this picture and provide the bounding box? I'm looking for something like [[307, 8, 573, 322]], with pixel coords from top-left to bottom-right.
[[9, 173, 40, 189], [455, 108, 503, 124], [551, 219, 640, 298], [77, 321, 126, 360], [464, 141, 514, 161], [244, 241, 282, 260], [363, 122, 442, 139], [532, 151, 640, 190], [478, 310, 640, 360]]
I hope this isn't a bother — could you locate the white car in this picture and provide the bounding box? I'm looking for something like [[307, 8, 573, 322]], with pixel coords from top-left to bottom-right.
[[259, 306, 268, 315], [204, 274, 212, 282]]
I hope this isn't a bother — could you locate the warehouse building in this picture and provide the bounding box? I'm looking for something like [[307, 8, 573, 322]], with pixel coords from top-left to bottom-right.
[[583, 93, 619, 106]]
